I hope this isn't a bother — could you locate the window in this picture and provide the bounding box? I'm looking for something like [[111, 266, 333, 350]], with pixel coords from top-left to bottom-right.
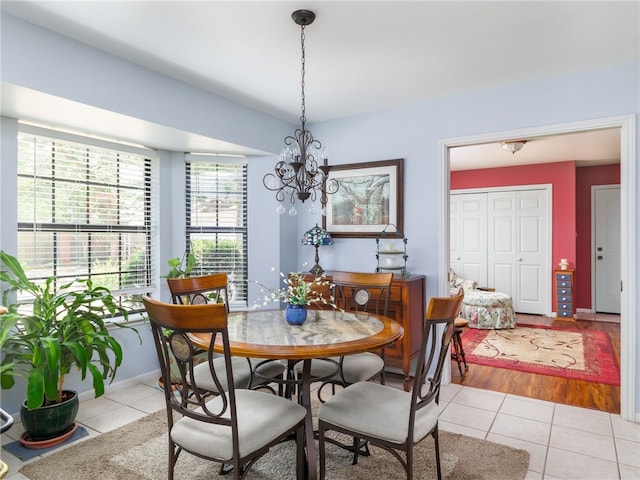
[[185, 155, 248, 305], [16, 125, 158, 309]]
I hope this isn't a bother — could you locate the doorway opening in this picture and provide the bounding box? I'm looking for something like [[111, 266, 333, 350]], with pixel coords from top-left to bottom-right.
[[439, 115, 636, 421]]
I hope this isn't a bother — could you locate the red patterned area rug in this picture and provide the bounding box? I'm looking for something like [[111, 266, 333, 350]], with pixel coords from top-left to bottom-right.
[[461, 324, 620, 386]]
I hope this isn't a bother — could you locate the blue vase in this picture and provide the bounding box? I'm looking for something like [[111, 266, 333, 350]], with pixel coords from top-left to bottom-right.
[[285, 304, 307, 325]]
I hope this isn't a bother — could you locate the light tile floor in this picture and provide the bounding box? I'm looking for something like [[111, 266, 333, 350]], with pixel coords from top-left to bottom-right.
[[1, 375, 639, 480]]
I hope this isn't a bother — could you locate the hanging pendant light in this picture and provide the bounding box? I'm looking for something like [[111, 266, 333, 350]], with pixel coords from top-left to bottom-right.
[[263, 9, 338, 216]]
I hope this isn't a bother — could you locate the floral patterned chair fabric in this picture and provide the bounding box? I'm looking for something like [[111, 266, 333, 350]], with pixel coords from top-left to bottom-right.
[[449, 270, 516, 329]]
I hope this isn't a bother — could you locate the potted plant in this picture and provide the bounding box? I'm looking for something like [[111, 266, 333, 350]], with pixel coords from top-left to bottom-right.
[[252, 270, 336, 325], [0, 251, 138, 445]]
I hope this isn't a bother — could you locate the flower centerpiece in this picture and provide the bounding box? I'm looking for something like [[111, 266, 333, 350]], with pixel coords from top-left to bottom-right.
[[252, 270, 336, 325]]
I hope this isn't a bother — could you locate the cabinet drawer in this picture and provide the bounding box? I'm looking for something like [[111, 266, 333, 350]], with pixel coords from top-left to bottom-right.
[[557, 310, 573, 318], [556, 280, 571, 288], [557, 295, 572, 303], [557, 302, 573, 311], [555, 273, 572, 281], [557, 287, 572, 295]]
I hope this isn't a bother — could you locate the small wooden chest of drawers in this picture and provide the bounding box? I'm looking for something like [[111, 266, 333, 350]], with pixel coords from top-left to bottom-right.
[[554, 269, 574, 319]]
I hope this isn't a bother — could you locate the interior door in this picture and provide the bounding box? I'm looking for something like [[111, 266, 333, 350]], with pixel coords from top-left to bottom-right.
[[594, 186, 621, 314], [487, 188, 549, 314], [514, 189, 549, 315], [450, 193, 487, 285], [487, 191, 517, 298]]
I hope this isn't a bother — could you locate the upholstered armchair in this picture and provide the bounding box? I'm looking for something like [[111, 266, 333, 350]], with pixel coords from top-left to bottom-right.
[[449, 269, 516, 329]]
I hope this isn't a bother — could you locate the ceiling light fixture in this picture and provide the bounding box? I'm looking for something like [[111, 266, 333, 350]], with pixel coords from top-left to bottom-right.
[[263, 9, 338, 216], [500, 140, 527, 154]]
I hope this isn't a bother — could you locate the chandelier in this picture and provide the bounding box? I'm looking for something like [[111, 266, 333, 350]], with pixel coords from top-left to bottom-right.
[[263, 9, 338, 216]]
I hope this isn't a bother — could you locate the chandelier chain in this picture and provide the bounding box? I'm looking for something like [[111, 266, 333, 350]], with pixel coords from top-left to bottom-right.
[[300, 25, 306, 127]]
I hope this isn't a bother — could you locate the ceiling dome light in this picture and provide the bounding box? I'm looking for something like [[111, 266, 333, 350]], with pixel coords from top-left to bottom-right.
[[500, 140, 527, 154]]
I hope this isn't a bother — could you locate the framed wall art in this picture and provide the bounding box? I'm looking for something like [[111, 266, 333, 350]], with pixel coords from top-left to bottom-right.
[[322, 158, 404, 238]]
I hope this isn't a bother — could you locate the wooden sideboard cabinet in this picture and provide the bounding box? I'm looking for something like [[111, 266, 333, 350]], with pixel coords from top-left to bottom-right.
[[307, 272, 426, 391], [383, 274, 426, 390]]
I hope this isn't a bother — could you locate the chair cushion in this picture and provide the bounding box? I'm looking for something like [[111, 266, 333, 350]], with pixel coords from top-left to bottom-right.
[[317, 381, 439, 444], [250, 358, 286, 385], [454, 317, 469, 328], [295, 353, 383, 384], [449, 269, 477, 292], [339, 353, 385, 384], [295, 358, 340, 380], [190, 356, 252, 392], [171, 389, 306, 461]]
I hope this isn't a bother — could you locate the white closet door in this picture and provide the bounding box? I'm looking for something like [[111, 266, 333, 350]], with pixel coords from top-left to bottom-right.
[[450, 193, 487, 286], [487, 188, 549, 314], [453, 188, 549, 314], [487, 192, 517, 297], [515, 189, 549, 314]]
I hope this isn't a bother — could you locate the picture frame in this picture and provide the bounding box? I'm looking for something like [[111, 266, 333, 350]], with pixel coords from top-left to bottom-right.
[[322, 158, 404, 238]]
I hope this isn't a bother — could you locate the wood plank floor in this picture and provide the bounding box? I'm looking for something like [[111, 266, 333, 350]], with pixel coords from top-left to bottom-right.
[[450, 314, 621, 414]]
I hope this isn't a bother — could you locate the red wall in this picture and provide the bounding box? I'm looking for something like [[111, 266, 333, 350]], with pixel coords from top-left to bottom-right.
[[575, 164, 621, 309], [451, 161, 621, 311], [451, 161, 577, 310]]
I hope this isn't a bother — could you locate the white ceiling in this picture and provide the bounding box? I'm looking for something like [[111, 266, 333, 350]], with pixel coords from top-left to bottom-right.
[[2, 1, 636, 167]]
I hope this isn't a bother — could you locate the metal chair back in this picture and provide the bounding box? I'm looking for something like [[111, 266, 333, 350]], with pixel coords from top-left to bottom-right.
[[410, 291, 465, 424], [331, 271, 393, 316]]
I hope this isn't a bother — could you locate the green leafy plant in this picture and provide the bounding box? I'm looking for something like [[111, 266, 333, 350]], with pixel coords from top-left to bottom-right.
[[0, 251, 139, 410], [165, 253, 196, 279]]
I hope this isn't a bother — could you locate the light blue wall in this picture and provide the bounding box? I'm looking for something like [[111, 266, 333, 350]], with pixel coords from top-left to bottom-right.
[[1, 12, 638, 419], [303, 63, 640, 301]]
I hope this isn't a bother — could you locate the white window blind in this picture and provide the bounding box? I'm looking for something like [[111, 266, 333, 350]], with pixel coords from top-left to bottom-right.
[[16, 126, 158, 309], [185, 156, 248, 305]]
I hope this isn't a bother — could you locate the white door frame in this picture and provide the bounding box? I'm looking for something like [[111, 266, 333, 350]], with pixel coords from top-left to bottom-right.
[[438, 115, 636, 422]]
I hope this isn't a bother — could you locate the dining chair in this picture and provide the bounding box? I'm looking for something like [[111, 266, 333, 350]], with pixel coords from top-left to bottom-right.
[[143, 296, 306, 480], [167, 272, 230, 307], [316, 291, 464, 480], [166, 274, 286, 393], [296, 271, 393, 402], [448, 285, 469, 378]]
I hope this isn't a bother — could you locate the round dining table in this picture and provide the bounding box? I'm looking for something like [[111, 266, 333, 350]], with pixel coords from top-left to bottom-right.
[[189, 307, 404, 480]]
